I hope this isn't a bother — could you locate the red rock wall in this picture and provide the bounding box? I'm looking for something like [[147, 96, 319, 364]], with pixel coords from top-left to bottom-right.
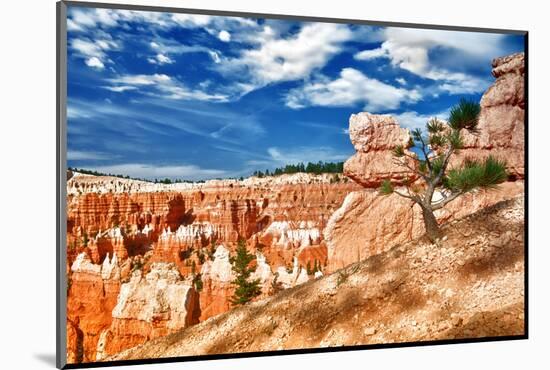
[[66, 180, 359, 363], [66, 269, 120, 362]]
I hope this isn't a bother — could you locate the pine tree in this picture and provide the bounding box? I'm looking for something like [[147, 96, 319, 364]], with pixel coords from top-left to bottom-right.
[[380, 99, 508, 242], [229, 239, 261, 306]]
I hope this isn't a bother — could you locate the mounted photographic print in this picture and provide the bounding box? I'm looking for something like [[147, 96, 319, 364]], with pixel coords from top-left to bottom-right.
[[56, 1, 527, 368]]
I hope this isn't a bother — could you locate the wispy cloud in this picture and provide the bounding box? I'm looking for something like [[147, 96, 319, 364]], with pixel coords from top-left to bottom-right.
[[354, 27, 502, 94], [247, 146, 351, 168], [295, 121, 347, 133], [148, 39, 221, 65], [68, 97, 265, 144], [68, 7, 257, 35], [67, 150, 113, 161], [392, 109, 450, 130], [285, 68, 421, 112], [89, 163, 229, 181], [70, 37, 118, 70], [106, 73, 229, 102], [147, 53, 174, 65], [214, 23, 354, 96], [102, 85, 138, 92]]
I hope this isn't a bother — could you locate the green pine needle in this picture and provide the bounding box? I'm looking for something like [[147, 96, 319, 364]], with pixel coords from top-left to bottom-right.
[[447, 129, 464, 149], [393, 145, 405, 157], [379, 179, 394, 195], [448, 99, 481, 132], [426, 118, 445, 134], [446, 156, 507, 193]]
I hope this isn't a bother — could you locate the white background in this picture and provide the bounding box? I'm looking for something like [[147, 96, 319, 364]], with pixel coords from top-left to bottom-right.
[[0, 0, 547, 368]]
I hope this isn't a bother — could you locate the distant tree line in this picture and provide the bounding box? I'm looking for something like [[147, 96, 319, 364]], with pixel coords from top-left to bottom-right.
[[68, 167, 206, 184], [68, 167, 146, 181], [70, 160, 346, 184], [252, 161, 344, 178]]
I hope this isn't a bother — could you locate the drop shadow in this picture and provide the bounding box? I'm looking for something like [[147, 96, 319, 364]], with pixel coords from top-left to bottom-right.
[[33, 353, 56, 367]]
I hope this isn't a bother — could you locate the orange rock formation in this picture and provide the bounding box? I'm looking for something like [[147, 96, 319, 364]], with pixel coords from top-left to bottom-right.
[[66, 175, 359, 363], [325, 52, 525, 271]]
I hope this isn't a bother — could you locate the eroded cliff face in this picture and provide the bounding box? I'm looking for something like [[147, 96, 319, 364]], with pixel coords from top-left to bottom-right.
[[96, 262, 200, 360], [325, 52, 525, 272], [66, 174, 359, 363], [454, 52, 525, 178], [67, 253, 121, 362], [109, 196, 525, 360]]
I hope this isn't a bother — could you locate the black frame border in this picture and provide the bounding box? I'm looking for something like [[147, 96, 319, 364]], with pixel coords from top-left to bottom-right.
[[56, 1, 529, 369]]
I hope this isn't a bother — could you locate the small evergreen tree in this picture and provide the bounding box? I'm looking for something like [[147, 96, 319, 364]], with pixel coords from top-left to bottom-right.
[[81, 232, 89, 247], [380, 99, 508, 242], [229, 239, 261, 306], [306, 261, 313, 275], [193, 273, 203, 292]]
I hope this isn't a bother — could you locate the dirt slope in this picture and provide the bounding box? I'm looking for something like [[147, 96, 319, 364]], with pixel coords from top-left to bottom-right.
[[109, 196, 525, 361]]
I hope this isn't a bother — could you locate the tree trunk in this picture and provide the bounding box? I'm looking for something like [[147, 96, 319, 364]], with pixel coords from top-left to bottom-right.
[[421, 206, 442, 242]]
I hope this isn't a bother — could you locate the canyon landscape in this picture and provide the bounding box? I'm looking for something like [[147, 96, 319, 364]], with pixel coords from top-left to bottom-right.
[[64, 5, 525, 366]]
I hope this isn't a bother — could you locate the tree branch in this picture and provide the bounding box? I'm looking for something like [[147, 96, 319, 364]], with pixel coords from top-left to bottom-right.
[[417, 135, 432, 174], [393, 188, 421, 203], [431, 190, 463, 210], [391, 158, 430, 182], [433, 145, 454, 186]]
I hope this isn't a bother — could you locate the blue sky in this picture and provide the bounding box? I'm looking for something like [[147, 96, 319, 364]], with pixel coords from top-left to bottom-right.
[[66, 6, 524, 181]]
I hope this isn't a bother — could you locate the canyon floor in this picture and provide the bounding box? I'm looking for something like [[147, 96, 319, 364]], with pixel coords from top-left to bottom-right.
[[109, 195, 525, 361]]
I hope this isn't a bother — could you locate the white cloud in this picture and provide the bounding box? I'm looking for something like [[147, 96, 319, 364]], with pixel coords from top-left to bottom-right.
[[247, 146, 350, 167], [285, 68, 421, 112], [107, 73, 229, 102], [392, 110, 449, 130], [218, 30, 231, 42], [217, 23, 354, 93], [90, 163, 229, 181], [109, 74, 171, 85], [67, 19, 83, 32], [396, 77, 407, 85], [67, 106, 92, 119], [208, 51, 221, 63], [70, 37, 117, 70], [85, 57, 104, 69], [68, 8, 121, 31], [147, 53, 174, 65], [171, 13, 212, 27], [354, 27, 504, 93], [437, 75, 489, 94], [67, 150, 111, 161], [102, 85, 137, 93], [156, 54, 172, 64], [68, 8, 257, 38], [356, 47, 387, 60], [147, 38, 222, 67]]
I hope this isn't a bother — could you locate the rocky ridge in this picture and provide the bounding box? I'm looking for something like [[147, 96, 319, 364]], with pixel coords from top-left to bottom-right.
[[109, 196, 524, 360]]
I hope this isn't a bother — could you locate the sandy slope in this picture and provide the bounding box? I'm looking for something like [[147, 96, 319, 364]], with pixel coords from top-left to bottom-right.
[[109, 196, 525, 361]]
